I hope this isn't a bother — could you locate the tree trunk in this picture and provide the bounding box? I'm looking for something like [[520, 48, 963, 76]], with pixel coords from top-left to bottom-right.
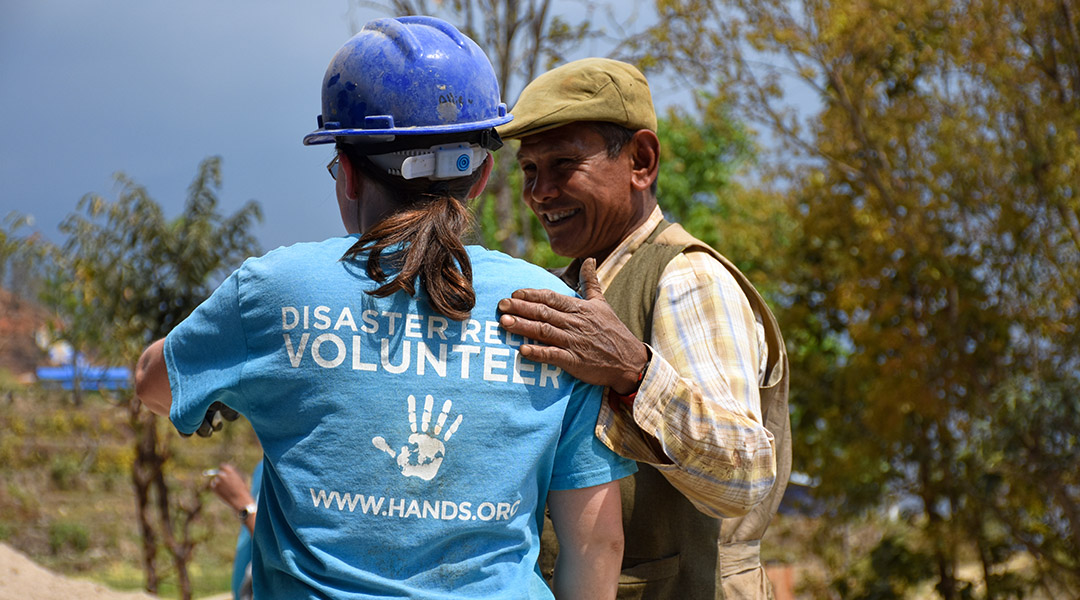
[[975, 527, 998, 600], [71, 350, 83, 407], [154, 466, 193, 600], [129, 397, 159, 594], [915, 422, 957, 600]]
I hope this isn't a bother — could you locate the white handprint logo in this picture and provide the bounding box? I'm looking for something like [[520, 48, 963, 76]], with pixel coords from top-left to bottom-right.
[[372, 394, 463, 481]]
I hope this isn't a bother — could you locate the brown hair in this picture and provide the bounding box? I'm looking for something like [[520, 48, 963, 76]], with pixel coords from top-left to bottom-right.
[[337, 142, 485, 321]]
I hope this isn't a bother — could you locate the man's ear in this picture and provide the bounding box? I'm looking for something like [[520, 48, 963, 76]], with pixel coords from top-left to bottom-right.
[[467, 152, 494, 199], [628, 130, 660, 193]]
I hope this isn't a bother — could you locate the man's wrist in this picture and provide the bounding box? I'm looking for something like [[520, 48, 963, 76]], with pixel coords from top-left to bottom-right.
[[610, 345, 652, 404]]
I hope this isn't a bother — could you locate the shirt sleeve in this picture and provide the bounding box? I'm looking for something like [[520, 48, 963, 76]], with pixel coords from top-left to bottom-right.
[[164, 270, 249, 435], [550, 381, 637, 491], [595, 251, 776, 518]]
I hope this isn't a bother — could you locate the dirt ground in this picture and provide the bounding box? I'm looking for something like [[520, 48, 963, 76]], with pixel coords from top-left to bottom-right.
[[0, 543, 229, 600], [0, 541, 799, 600]]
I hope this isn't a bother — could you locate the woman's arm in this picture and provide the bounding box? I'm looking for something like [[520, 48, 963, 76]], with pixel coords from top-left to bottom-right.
[[135, 338, 172, 416], [547, 480, 624, 600]]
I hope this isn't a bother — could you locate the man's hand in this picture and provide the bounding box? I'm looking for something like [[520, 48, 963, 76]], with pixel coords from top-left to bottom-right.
[[498, 258, 648, 394]]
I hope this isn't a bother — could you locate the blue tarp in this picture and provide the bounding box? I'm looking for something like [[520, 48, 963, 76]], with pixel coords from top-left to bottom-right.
[[36, 364, 131, 390]]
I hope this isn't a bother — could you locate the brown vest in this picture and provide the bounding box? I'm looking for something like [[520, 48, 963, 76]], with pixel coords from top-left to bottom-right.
[[539, 220, 791, 600]]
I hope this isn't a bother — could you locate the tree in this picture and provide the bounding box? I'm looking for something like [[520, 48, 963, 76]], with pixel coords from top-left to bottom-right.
[[0, 212, 46, 304], [636, 0, 1080, 597], [0, 213, 49, 380], [47, 156, 262, 598], [656, 93, 794, 293]]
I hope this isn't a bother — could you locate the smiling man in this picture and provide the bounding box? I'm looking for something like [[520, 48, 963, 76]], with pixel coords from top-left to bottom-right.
[[496, 58, 792, 600]]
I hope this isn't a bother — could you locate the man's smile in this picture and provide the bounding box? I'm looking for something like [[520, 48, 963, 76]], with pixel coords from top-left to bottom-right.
[[543, 208, 581, 224]]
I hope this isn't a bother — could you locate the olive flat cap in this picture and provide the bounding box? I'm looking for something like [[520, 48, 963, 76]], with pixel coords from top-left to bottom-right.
[[497, 57, 657, 140]]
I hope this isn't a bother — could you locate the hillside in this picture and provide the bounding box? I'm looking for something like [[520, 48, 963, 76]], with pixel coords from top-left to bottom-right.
[[0, 385, 264, 598]]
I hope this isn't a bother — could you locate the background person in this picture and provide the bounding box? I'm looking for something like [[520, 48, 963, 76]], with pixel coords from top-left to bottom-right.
[[206, 461, 263, 600], [135, 19, 634, 599], [495, 58, 791, 599]]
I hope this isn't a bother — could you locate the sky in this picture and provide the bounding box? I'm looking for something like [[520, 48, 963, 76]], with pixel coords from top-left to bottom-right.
[[0, 0, 383, 252], [0, 2, 810, 255]]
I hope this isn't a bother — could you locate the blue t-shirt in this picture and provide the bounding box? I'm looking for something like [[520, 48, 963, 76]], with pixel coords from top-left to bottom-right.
[[164, 238, 636, 599]]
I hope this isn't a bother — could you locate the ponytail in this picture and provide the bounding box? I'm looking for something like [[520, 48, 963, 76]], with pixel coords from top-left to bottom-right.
[[338, 144, 481, 321]]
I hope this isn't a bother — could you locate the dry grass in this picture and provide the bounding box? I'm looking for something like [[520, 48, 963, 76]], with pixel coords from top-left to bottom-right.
[[759, 508, 1068, 599], [0, 384, 263, 599]]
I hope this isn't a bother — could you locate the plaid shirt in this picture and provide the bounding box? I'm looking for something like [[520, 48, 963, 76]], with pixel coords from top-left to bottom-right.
[[588, 207, 777, 518]]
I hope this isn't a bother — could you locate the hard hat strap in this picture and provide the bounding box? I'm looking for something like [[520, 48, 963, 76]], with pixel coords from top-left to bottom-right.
[[368, 143, 486, 180]]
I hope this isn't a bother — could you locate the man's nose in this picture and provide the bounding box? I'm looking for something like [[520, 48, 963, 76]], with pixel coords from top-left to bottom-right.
[[527, 168, 558, 204]]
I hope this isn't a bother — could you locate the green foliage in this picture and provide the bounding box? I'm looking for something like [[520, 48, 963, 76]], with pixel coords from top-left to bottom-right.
[[48, 520, 90, 555], [832, 534, 937, 600], [0, 211, 46, 300], [48, 455, 85, 491], [90, 444, 133, 478], [655, 94, 795, 295], [966, 376, 1080, 588], [4, 481, 40, 519], [656, 94, 753, 223], [0, 367, 21, 393], [0, 212, 25, 286], [46, 156, 262, 366]]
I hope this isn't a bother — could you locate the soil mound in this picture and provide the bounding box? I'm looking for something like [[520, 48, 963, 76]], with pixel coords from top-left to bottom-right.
[[0, 542, 157, 600]]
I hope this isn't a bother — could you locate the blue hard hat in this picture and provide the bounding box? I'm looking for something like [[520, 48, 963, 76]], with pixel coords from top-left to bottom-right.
[[303, 16, 513, 146]]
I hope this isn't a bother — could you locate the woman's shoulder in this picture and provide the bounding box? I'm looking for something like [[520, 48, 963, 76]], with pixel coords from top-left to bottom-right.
[[240, 236, 357, 271], [466, 246, 575, 296], [231, 236, 360, 290]]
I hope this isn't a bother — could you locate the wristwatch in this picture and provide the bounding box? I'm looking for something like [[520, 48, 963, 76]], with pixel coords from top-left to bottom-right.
[[238, 502, 257, 522]]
